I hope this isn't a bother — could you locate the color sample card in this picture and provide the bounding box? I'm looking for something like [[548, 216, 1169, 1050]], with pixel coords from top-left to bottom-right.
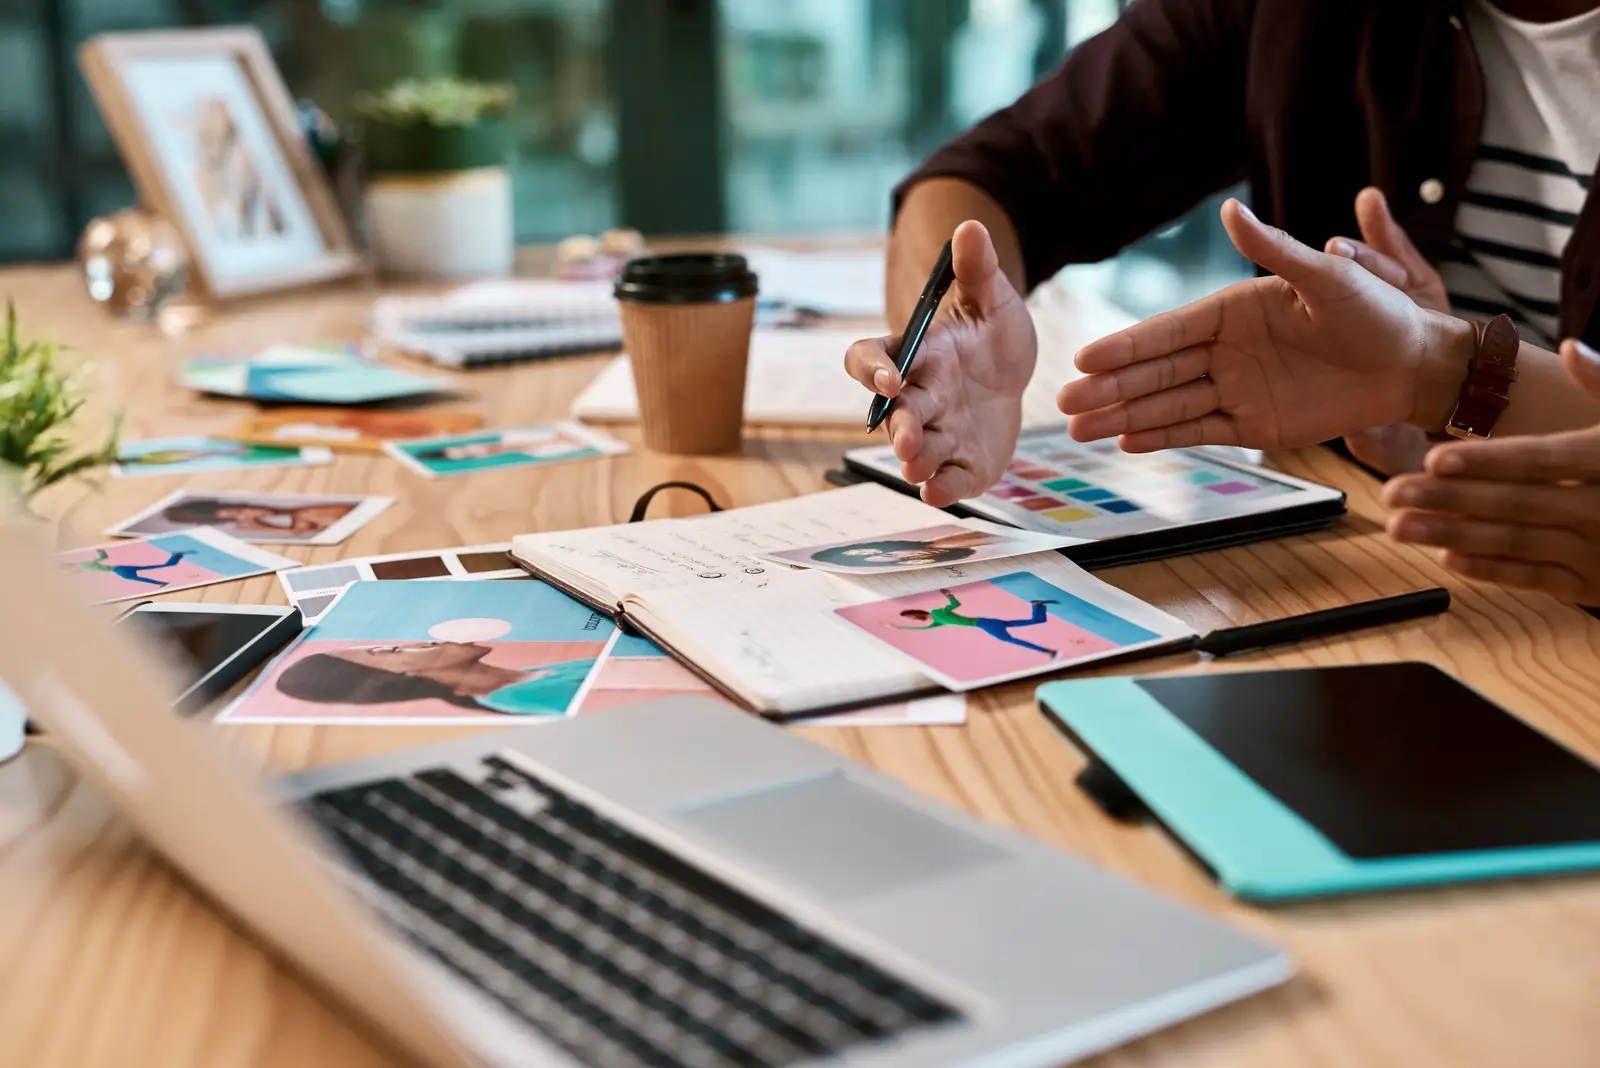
[[571, 631, 968, 727], [760, 521, 1074, 575], [108, 490, 392, 546], [278, 543, 527, 624], [217, 581, 613, 726], [113, 436, 332, 477], [57, 528, 298, 604], [835, 571, 1170, 692], [182, 345, 452, 404], [230, 407, 484, 452], [384, 421, 628, 479]]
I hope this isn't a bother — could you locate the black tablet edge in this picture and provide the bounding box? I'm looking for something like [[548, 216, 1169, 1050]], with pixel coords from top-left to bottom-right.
[[180, 606, 305, 715]]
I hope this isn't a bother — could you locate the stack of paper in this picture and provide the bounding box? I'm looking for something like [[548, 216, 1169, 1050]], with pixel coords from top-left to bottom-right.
[[742, 246, 887, 318], [571, 326, 880, 427]]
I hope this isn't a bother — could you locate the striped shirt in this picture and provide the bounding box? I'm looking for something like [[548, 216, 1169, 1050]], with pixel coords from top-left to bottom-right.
[[1441, 1, 1600, 348]]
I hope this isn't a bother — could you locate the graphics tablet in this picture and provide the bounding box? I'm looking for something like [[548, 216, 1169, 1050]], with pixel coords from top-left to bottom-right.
[[843, 429, 1345, 568], [1037, 663, 1600, 901]]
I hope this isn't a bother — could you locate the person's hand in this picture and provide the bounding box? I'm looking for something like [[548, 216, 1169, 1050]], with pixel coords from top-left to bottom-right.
[[1324, 187, 1450, 313], [1057, 198, 1460, 451], [845, 220, 1037, 506], [1325, 187, 1450, 474], [1382, 340, 1600, 604]]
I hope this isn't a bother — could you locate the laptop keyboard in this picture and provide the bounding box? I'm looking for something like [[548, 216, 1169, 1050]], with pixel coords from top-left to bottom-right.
[[303, 754, 961, 1068]]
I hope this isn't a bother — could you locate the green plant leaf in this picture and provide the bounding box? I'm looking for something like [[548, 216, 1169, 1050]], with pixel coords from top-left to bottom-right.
[[0, 299, 121, 500]]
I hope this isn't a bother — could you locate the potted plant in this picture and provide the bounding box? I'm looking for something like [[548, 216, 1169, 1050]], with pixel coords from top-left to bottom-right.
[[355, 77, 517, 278], [0, 303, 120, 511]]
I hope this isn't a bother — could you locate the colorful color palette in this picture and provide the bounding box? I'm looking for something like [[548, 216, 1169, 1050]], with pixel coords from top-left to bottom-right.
[[968, 430, 1297, 537]]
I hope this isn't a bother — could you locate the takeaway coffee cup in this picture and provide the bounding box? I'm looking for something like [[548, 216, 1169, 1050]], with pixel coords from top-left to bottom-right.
[[613, 254, 758, 454]]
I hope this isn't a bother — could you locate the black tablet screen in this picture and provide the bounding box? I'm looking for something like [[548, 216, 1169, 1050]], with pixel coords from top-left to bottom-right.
[[126, 610, 280, 682], [1136, 663, 1600, 859]]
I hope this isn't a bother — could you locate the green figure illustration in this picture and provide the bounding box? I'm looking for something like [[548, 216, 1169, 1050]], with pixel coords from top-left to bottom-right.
[[894, 588, 1061, 659], [71, 547, 191, 589]]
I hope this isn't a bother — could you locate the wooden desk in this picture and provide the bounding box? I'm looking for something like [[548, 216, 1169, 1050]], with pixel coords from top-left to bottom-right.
[[1, 264, 1597, 1068]]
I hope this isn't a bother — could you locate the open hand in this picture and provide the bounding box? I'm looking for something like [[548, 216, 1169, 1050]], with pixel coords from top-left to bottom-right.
[[1383, 340, 1600, 605], [1327, 187, 1450, 473], [1057, 199, 1446, 451], [1325, 187, 1450, 313], [844, 220, 1037, 506]]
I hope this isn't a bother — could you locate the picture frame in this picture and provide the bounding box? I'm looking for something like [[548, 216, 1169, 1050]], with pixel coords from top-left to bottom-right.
[[79, 27, 362, 301]]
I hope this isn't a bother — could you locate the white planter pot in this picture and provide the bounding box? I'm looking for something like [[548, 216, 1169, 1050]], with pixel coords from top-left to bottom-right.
[[365, 165, 514, 279]]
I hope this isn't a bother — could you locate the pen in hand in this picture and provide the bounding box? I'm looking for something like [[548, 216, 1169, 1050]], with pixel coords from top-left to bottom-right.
[[867, 239, 956, 432]]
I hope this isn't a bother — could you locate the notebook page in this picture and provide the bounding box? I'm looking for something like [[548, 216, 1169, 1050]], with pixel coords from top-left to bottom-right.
[[625, 568, 930, 712], [631, 550, 1195, 713], [511, 483, 959, 602], [571, 327, 880, 427]]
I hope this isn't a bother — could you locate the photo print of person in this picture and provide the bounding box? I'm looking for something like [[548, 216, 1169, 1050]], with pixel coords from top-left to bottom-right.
[[220, 580, 615, 725]]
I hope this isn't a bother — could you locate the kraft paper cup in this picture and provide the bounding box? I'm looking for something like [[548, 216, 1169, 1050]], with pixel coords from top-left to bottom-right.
[[615, 254, 759, 455]]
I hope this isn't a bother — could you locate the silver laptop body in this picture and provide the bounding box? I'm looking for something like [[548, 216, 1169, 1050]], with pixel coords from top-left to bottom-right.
[[0, 522, 1289, 1068]]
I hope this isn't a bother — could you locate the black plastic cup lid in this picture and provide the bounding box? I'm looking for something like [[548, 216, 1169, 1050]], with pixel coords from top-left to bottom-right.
[[614, 253, 759, 304]]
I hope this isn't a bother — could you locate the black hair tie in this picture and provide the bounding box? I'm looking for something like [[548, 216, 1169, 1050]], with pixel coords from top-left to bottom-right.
[[628, 481, 725, 523]]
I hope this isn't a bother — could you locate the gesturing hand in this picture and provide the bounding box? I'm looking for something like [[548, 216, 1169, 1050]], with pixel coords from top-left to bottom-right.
[[844, 220, 1037, 506], [1383, 340, 1600, 605], [1057, 198, 1450, 452], [1327, 187, 1450, 474], [1325, 187, 1450, 314]]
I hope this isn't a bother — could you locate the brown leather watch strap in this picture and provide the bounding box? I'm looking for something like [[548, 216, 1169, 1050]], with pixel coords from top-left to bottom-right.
[[1445, 314, 1520, 439]]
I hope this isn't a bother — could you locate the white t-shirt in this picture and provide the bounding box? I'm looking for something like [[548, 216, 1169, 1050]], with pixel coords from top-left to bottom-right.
[[1440, 0, 1600, 348]]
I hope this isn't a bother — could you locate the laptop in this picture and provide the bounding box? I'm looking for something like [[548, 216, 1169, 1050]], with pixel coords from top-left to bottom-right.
[[0, 520, 1290, 1068]]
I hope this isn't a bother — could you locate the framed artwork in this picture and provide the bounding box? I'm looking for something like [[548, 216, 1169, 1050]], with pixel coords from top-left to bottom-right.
[[79, 27, 361, 300]]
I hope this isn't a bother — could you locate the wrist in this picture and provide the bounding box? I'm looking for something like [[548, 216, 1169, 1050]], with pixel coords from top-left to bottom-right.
[[1407, 312, 1477, 433]]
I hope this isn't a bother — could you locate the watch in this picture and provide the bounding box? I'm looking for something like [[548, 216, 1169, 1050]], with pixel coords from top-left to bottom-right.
[[1444, 313, 1520, 439]]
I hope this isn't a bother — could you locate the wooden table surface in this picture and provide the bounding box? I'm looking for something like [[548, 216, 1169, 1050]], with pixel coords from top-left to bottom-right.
[[1, 262, 1598, 1068]]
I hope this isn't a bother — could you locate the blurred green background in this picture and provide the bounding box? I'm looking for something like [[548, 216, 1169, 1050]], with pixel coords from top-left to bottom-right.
[[2, 0, 1245, 314]]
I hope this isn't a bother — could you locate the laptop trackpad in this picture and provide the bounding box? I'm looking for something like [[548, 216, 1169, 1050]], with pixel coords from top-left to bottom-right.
[[673, 772, 1006, 902]]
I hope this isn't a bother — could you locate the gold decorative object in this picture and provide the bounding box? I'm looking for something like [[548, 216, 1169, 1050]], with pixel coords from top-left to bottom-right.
[[554, 228, 649, 280], [76, 209, 189, 318]]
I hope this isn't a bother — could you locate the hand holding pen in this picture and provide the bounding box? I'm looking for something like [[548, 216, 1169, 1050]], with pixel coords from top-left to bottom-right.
[[843, 221, 1039, 507]]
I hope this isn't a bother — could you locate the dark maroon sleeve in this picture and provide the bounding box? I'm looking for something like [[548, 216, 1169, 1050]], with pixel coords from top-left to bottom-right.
[[894, 0, 1258, 291]]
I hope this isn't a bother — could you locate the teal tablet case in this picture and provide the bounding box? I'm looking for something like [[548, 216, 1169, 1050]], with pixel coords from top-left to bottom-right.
[[1037, 676, 1600, 902]]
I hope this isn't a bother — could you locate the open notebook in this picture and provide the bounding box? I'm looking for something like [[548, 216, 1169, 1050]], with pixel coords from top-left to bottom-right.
[[511, 484, 1195, 717]]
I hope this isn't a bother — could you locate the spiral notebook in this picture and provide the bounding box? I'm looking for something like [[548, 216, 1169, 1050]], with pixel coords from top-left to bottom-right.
[[510, 484, 1195, 718], [370, 280, 623, 367]]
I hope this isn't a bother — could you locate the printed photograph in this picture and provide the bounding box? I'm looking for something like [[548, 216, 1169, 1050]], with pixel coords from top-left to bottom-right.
[[385, 423, 626, 478], [112, 435, 331, 477], [57, 529, 293, 604], [121, 53, 328, 288], [231, 408, 484, 452], [763, 522, 1071, 575], [220, 581, 613, 725], [108, 490, 392, 546], [835, 571, 1165, 691]]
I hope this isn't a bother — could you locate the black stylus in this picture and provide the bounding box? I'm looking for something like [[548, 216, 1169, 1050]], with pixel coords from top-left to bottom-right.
[[867, 239, 956, 432], [1193, 587, 1451, 657]]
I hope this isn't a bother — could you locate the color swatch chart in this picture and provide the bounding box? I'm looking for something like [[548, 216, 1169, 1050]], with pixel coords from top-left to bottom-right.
[[965, 433, 1299, 538]]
